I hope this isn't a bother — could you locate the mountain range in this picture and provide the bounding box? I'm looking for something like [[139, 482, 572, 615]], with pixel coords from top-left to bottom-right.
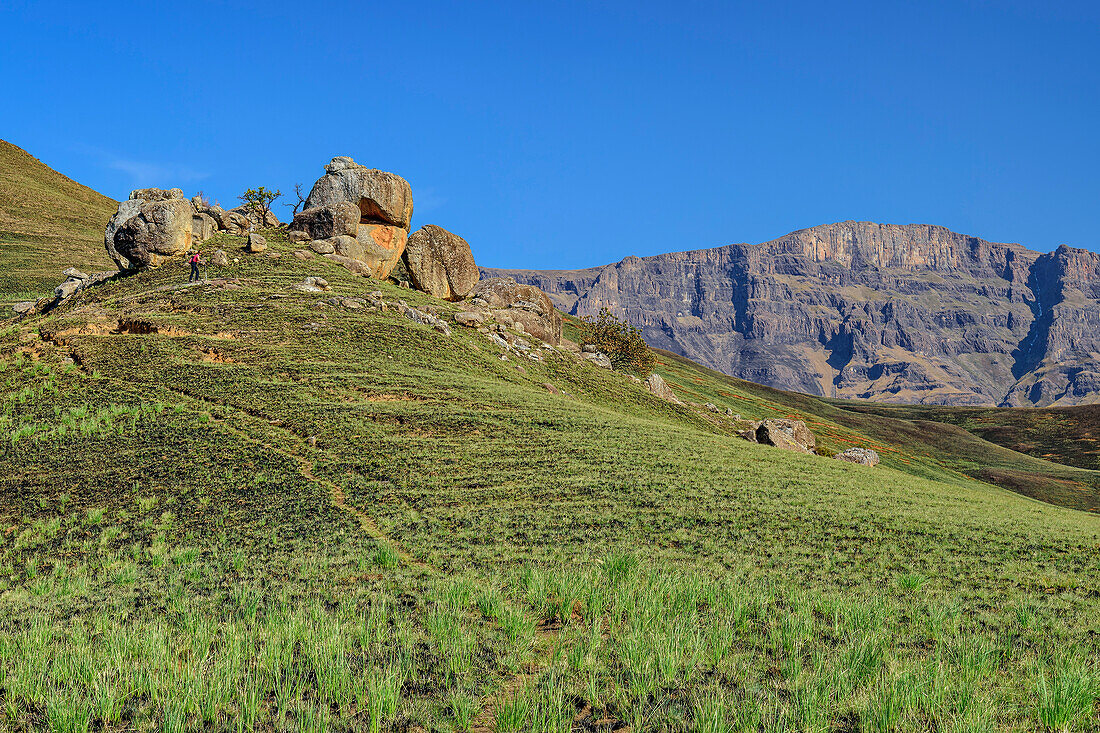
[[486, 221, 1100, 407]]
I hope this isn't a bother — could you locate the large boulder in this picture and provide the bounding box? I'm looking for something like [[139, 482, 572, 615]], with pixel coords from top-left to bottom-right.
[[470, 277, 563, 345], [213, 208, 251, 236], [746, 419, 816, 454], [192, 212, 217, 242], [330, 224, 408, 279], [105, 194, 193, 270], [304, 157, 413, 230], [289, 203, 361, 241], [403, 225, 479, 301]]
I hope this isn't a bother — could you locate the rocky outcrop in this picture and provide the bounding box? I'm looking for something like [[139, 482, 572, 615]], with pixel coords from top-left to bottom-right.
[[486, 222, 1100, 407], [469, 277, 562, 346], [403, 225, 479, 301], [289, 158, 414, 279], [304, 157, 413, 230], [289, 203, 361, 241], [105, 189, 193, 270]]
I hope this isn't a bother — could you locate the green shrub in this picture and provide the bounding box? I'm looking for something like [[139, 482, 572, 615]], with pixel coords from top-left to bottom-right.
[[577, 308, 655, 373]]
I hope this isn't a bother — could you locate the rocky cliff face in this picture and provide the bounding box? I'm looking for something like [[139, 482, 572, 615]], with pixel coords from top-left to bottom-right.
[[484, 222, 1100, 407]]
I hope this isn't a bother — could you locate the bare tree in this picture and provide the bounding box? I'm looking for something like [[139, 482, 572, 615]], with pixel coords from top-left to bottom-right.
[[284, 183, 307, 216]]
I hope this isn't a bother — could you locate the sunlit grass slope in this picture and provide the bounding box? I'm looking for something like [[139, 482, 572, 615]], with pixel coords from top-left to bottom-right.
[[2, 230, 1098, 732], [0, 139, 116, 305]]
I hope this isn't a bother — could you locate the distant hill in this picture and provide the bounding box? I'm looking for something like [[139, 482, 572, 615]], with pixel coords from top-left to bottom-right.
[[487, 221, 1100, 407], [0, 139, 116, 304]]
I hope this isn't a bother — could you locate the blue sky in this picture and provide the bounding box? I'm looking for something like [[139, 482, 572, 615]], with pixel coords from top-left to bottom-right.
[[2, 1, 1098, 268]]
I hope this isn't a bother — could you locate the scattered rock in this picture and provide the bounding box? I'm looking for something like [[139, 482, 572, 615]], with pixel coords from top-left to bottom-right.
[[211, 249, 230, 267], [293, 277, 331, 293], [645, 373, 681, 404], [62, 267, 89, 281], [705, 403, 720, 412], [581, 351, 613, 369], [54, 280, 81, 300], [12, 301, 36, 315], [582, 344, 599, 354], [541, 382, 559, 395], [247, 233, 268, 253], [293, 249, 314, 261], [403, 225, 479, 301], [469, 277, 563, 346], [454, 311, 487, 327], [310, 239, 337, 255], [746, 419, 816, 454], [834, 447, 880, 466], [288, 230, 311, 244]]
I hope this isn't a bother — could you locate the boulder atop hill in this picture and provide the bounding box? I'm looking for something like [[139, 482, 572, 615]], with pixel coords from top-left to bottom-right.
[[403, 225, 479, 301], [304, 156, 414, 230], [470, 277, 563, 345], [105, 192, 193, 270]]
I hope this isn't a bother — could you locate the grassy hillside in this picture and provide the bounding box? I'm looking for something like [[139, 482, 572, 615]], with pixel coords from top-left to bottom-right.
[[0, 140, 116, 305], [836, 402, 1100, 471], [2, 230, 1098, 732]]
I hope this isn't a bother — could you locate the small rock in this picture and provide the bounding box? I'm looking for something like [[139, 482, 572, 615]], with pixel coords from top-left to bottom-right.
[[247, 233, 268, 253], [62, 267, 89, 281], [342, 298, 363, 309], [211, 249, 230, 267], [54, 280, 81, 300], [582, 344, 599, 354], [725, 407, 734, 416], [288, 230, 311, 244], [582, 351, 613, 369], [541, 382, 559, 395], [515, 365, 527, 374], [513, 322, 525, 335], [293, 249, 314, 260], [12, 301, 36, 315], [645, 373, 682, 404], [705, 403, 720, 413], [310, 239, 336, 255]]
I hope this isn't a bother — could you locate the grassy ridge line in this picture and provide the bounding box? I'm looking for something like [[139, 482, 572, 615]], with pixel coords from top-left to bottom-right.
[[0, 139, 116, 306], [2, 230, 1099, 730]]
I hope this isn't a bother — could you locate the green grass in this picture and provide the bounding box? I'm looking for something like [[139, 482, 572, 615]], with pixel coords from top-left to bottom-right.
[[1, 229, 1099, 731], [0, 139, 116, 306]]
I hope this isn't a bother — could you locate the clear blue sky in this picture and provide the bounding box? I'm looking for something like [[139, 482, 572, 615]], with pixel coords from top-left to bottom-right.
[[2, 1, 1097, 268]]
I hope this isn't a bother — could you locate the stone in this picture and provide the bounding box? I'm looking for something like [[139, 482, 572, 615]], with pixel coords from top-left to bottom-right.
[[310, 239, 336, 255], [470, 277, 563, 346], [288, 230, 311, 244], [645, 373, 681, 404], [55, 279, 81, 300], [454, 311, 487, 327], [229, 205, 280, 230], [324, 253, 374, 277], [582, 351, 613, 369], [62, 267, 89, 281], [304, 157, 414, 230], [541, 382, 559, 395], [12, 301, 36, 315], [247, 233, 267, 253], [705, 403, 720, 412], [513, 322, 525, 335], [834, 447, 880, 467], [293, 249, 314, 261], [105, 195, 194, 270], [191, 212, 217, 242], [289, 203, 361, 241], [403, 225, 479, 301], [211, 249, 230, 267], [216, 209, 252, 236], [130, 187, 185, 201], [582, 344, 599, 354], [293, 276, 331, 293], [328, 224, 407, 279], [751, 419, 816, 454]]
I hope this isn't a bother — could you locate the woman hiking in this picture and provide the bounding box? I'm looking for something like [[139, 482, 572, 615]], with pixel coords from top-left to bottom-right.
[[189, 251, 202, 282]]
